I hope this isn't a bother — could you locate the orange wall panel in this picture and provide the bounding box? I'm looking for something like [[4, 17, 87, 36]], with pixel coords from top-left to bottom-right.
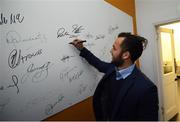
[[45, 0, 136, 120], [105, 0, 137, 34]]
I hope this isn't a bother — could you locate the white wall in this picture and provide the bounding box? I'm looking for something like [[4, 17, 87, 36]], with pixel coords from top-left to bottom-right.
[[135, 0, 180, 84], [0, 0, 133, 120], [135, 0, 180, 120]]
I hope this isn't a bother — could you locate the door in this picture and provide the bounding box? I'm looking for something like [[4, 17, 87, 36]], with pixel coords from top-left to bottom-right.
[[159, 28, 178, 120]]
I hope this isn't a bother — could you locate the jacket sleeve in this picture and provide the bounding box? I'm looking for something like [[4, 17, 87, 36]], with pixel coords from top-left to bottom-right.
[[80, 47, 113, 73], [137, 85, 159, 120]]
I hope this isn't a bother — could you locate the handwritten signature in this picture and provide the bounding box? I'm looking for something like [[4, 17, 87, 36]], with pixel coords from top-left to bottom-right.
[[72, 24, 84, 33], [59, 66, 84, 83], [60, 55, 75, 63], [21, 61, 52, 84], [45, 94, 64, 115], [0, 13, 24, 25], [10, 13, 24, 24], [57, 24, 84, 39], [7, 75, 20, 94], [8, 48, 42, 69], [69, 70, 84, 83]]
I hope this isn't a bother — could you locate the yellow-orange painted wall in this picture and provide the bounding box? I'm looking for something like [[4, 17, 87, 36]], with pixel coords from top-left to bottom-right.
[[45, 0, 137, 120]]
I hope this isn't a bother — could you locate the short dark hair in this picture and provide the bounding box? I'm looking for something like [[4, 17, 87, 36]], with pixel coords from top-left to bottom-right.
[[118, 32, 148, 63]]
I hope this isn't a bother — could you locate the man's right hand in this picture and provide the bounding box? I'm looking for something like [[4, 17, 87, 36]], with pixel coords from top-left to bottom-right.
[[69, 39, 85, 50]]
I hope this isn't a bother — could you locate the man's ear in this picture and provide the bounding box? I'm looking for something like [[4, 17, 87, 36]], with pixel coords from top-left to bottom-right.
[[122, 51, 130, 60]]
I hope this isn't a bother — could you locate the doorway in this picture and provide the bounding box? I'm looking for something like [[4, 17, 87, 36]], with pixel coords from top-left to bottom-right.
[[156, 21, 180, 121]]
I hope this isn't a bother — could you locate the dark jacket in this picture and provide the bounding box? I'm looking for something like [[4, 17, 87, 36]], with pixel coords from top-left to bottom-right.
[[80, 48, 159, 121]]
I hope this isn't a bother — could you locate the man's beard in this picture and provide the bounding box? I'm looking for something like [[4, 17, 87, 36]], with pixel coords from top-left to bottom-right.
[[111, 53, 124, 67]]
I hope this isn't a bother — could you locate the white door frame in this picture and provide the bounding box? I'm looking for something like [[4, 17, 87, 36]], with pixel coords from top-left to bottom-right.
[[154, 18, 180, 120]]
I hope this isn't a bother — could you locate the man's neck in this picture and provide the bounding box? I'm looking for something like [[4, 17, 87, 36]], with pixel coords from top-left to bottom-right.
[[117, 62, 134, 70]]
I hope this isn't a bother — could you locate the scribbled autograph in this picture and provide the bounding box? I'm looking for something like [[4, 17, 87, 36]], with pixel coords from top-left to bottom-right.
[[8, 49, 42, 69], [72, 24, 84, 33], [21, 61, 52, 84], [60, 55, 75, 63], [59, 66, 84, 83], [57, 24, 84, 38], [69, 70, 84, 83], [7, 75, 20, 94], [45, 94, 64, 115], [0, 13, 24, 25]]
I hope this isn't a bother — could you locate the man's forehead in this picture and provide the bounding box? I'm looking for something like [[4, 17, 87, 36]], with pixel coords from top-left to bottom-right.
[[115, 37, 125, 45]]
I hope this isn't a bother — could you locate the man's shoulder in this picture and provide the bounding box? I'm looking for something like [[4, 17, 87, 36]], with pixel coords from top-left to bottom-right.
[[131, 67, 156, 88]]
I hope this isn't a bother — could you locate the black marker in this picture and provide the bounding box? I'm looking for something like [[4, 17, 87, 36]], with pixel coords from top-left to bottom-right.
[[78, 40, 86, 43], [69, 40, 86, 44]]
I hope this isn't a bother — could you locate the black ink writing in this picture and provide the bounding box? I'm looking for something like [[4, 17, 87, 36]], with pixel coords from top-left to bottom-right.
[[8, 49, 42, 69], [59, 66, 84, 83], [59, 66, 77, 80], [7, 75, 20, 94], [60, 55, 75, 63], [21, 49, 42, 63], [57, 24, 84, 39], [10, 13, 24, 24], [0, 13, 8, 25], [21, 61, 52, 84], [69, 70, 84, 83], [0, 13, 24, 25], [45, 94, 64, 115], [8, 49, 21, 69], [72, 24, 84, 33], [57, 28, 70, 38]]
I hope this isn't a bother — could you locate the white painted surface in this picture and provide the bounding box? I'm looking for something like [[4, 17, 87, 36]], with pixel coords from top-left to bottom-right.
[[135, 0, 180, 120], [136, 0, 180, 83], [0, 0, 133, 120]]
